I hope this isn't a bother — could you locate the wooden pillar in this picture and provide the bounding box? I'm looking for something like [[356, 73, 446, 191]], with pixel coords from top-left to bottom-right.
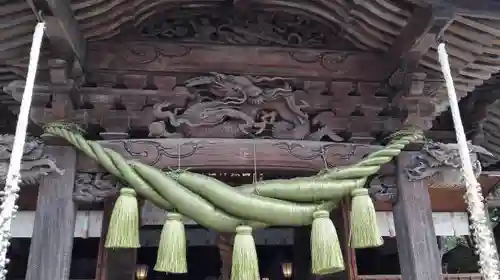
[[392, 152, 442, 280], [217, 232, 234, 280], [25, 146, 77, 280], [95, 197, 138, 280], [340, 199, 358, 280], [293, 226, 311, 280]]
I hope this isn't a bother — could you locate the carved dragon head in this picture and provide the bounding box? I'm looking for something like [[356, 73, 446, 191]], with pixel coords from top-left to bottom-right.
[[0, 134, 44, 160], [185, 73, 292, 105], [0, 135, 64, 185], [405, 141, 493, 187]]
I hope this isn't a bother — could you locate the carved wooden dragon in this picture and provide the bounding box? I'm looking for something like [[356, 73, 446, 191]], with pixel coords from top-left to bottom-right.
[[405, 140, 492, 187], [149, 73, 312, 139], [0, 135, 63, 185]]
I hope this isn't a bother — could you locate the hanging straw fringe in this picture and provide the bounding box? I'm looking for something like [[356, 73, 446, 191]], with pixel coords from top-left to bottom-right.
[[349, 188, 383, 248], [231, 226, 260, 280], [155, 212, 187, 273], [105, 188, 140, 248], [0, 22, 45, 280], [311, 210, 344, 275], [438, 43, 500, 280]]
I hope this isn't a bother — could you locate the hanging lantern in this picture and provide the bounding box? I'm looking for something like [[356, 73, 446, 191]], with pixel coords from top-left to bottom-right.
[[136, 264, 149, 280], [281, 262, 292, 279]]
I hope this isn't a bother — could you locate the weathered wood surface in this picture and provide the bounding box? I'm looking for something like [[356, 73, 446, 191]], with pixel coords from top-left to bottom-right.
[[87, 41, 390, 81], [4, 78, 403, 141], [94, 198, 137, 280], [25, 146, 77, 280], [31, 0, 86, 65], [392, 152, 442, 280], [76, 138, 380, 172], [95, 199, 113, 280]]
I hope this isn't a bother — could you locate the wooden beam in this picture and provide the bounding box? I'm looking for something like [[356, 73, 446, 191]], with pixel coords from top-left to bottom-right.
[[392, 152, 442, 280], [26, 0, 86, 67], [385, 5, 455, 79], [25, 146, 77, 280], [87, 41, 390, 81], [76, 138, 380, 172]]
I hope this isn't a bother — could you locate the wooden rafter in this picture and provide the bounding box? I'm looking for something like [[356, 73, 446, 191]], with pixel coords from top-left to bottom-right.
[[386, 5, 456, 77], [433, 0, 500, 19], [383, 4, 456, 107], [26, 0, 86, 69]]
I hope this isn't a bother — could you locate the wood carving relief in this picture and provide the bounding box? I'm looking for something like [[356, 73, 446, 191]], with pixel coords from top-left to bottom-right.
[[405, 141, 492, 188], [147, 73, 401, 141], [73, 173, 118, 203], [137, 8, 356, 50], [5, 74, 401, 141], [0, 135, 63, 185]]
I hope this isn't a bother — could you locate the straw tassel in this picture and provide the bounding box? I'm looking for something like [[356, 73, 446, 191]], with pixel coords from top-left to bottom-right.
[[105, 188, 140, 248], [154, 212, 188, 274], [311, 210, 344, 275], [231, 226, 260, 280], [350, 188, 383, 248]]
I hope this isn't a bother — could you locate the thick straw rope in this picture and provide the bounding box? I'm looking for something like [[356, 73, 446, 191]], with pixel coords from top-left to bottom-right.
[[438, 43, 500, 280], [0, 22, 45, 279]]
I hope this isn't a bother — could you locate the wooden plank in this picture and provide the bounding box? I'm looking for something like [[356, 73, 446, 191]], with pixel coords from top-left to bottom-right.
[[25, 146, 77, 280], [87, 41, 390, 81], [392, 152, 442, 280], [76, 138, 380, 172]]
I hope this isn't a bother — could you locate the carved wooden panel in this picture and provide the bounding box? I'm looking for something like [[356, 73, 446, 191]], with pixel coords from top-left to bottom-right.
[[86, 41, 390, 81], [134, 8, 357, 50], [5, 74, 401, 141]]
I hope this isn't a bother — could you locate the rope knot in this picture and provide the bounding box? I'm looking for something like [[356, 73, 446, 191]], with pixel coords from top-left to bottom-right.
[[351, 188, 368, 197]]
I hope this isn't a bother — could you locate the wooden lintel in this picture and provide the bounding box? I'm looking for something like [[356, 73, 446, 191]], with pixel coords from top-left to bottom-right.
[[27, 0, 86, 67], [87, 41, 390, 81], [76, 138, 381, 172], [393, 152, 442, 280]]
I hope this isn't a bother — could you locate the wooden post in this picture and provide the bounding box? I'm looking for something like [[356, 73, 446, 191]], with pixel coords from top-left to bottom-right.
[[393, 152, 442, 280], [25, 146, 77, 280], [217, 232, 234, 280], [292, 226, 311, 280], [95, 196, 138, 280]]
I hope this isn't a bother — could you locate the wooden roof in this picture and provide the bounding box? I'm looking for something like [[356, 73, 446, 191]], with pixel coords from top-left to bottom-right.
[[2, 0, 500, 138]]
